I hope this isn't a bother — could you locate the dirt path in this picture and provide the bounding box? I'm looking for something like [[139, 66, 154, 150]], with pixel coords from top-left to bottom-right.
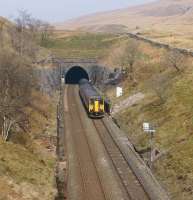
[[112, 92, 145, 115]]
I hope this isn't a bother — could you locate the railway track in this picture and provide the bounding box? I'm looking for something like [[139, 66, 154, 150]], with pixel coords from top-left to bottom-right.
[[66, 85, 106, 200], [63, 85, 169, 200], [93, 119, 149, 200]]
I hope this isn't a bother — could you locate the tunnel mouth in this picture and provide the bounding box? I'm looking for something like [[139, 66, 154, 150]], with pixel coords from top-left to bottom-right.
[[65, 66, 89, 84]]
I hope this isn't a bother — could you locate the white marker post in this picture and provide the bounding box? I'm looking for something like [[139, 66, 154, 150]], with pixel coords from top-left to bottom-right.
[[116, 87, 123, 97], [143, 122, 156, 169], [61, 78, 65, 84]]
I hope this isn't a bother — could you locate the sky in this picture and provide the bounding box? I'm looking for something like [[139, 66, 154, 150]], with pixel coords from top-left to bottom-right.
[[0, 0, 155, 23]]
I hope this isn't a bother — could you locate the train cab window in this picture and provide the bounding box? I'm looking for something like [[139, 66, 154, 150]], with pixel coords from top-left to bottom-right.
[[90, 99, 95, 104]]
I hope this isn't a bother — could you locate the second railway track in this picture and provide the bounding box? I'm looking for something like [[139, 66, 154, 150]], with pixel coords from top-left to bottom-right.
[[93, 119, 149, 200]]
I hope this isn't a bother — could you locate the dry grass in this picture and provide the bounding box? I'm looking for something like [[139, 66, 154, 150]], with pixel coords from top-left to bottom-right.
[[105, 37, 193, 199], [0, 16, 57, 200], [0, 138, 56, 200], [0, 91, 58, 200], [54, 0, 193, 50]]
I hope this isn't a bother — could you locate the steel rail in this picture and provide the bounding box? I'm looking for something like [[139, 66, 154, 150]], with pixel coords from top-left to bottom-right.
[[93, 119, 150, 200], [103, 117, 170, 200], [67, 85, 106, 200]]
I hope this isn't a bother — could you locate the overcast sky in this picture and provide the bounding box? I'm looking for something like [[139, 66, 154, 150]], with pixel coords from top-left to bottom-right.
[[0, 0, 155, 22]]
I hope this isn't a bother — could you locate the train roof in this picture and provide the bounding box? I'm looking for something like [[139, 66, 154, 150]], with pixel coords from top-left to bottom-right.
[[79, 79, 89, 85], [79, 79, 101, 98]]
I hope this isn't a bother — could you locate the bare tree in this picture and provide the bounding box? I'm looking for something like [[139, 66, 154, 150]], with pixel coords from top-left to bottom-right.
[[0, 51, 36, 141], [9, 10, 53, 60], [149, 73, 173, 105], [40, 22, 54, 47], [0, 12, 54, 142], [90, 65, 106, 88], [123, 39, 139, 81], [14, 10, 31, 56], [9, 24, 38, 59], [107, 39, 140, 83], [0, 19, 6, 47], [165, 50, 186, 72]]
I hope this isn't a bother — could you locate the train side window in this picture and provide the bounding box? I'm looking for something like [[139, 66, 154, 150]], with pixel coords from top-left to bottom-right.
[[99, 99, 104, 104]]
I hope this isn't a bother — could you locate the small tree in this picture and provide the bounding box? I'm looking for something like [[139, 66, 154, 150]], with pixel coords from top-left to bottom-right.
[[14, 10, 31, 56], [149, 73, 172, 105], [165, 50, 186, 72], [90, 65, 106, 88], [0, 51, 36, 141], [123, 39, 139, 81], [9, 10, 53, 60], [0, 20, 6, 47], [107, 39, 140, 83], [40, 23, 53, 47]]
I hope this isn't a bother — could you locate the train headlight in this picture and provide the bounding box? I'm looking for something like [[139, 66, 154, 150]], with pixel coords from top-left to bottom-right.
[[89, 105, 94, 112], [100, 105, 104, 111]]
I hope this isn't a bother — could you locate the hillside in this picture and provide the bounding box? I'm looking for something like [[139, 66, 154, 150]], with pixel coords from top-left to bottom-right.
[[56, 0, 193, 31], [46, 29, 193, 199], [0, 16, 10, 24], [55, 0, 193, 49], [0, 15, 57, 200], [37, 18, 193, 198], [46, 31, 120, 59]]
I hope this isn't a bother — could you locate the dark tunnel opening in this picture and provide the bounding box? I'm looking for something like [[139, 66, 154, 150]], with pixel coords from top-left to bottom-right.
[[65, 66, 89, 84]]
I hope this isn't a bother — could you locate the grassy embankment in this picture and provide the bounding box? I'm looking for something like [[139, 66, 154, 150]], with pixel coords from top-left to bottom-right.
[[108, 39, 193, 200], [47, 31, 120, 59], [0, 92, 57, 200], [0, 17, 57, 200]]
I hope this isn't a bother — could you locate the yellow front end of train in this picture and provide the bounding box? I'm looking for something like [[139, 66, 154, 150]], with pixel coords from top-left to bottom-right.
[[89, 98, 105, 118]]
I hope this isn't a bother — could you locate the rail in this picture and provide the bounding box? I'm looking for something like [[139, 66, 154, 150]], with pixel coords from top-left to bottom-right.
[[103, 116, 170, 200], [93, 119, 150, 199]]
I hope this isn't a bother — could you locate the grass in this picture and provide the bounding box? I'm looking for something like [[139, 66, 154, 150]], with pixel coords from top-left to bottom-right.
[[47, 32, 120, 59], [0, 91, 57, 200], [0, 17, 57, 200], [141, 28, 193, 50], [105, 37, 193, 199], [0, 139, 54, 184], [0, 138, 56, 200]]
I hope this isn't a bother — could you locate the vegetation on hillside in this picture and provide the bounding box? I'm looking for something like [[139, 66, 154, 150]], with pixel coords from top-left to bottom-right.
[[0, 12, 57, 200], [106, 37, 193, 200], [45, 29, 193, 199], [2, 19, 188, 198], [47, 31, 120, 59]]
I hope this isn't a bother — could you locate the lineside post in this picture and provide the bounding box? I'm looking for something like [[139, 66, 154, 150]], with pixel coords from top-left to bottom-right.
[[143, 122, 156, 169]]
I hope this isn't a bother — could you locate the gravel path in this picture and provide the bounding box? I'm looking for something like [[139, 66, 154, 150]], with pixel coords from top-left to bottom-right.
[[112, 93, 145, 115]]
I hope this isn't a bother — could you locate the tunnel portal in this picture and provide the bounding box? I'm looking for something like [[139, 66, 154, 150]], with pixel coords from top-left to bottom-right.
[[65, 66, 89, 84]]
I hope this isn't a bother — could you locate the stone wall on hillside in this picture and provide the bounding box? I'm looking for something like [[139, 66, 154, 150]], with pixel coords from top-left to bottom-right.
[[127, 33, 193, 57]]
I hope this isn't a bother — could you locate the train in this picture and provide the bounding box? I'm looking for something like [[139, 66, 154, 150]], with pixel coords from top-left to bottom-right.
[[79, 79, 106, 118]]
